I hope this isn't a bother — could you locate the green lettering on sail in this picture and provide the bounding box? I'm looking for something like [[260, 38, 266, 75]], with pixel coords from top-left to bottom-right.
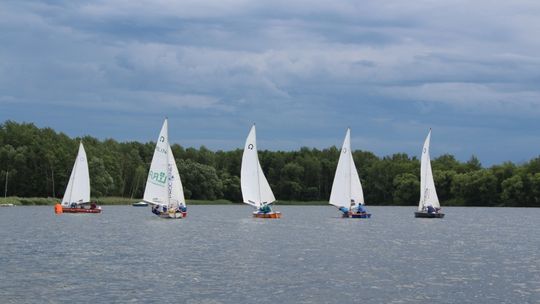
[[148, 170, 167, 185]]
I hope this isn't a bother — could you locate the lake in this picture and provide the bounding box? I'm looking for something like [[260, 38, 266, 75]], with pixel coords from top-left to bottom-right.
[[0, 206, 538, 303]]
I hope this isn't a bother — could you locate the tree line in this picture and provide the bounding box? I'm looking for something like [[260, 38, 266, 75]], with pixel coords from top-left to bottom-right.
[[1, 121, 539, 207]]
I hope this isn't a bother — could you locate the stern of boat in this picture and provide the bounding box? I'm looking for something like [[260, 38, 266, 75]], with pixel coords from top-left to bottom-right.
[[157, 211, 185, 219], [252, 211, 281, 218]]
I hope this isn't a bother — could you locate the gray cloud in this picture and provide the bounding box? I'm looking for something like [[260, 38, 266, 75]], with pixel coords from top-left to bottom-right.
[[1, 0, 540, 164]]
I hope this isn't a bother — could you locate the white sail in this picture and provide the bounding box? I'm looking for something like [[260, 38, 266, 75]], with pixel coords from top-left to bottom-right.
[[329, 128, 364, 209], [240, 125, 275, 208], [61, 142, 90, 206], [419, 129, 440, 210], [143, 119, 186, 210], [143, 119, 171, 206], [167, 144, 185, 209]]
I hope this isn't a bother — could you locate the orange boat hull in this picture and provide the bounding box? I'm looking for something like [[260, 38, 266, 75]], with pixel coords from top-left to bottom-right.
[[252, 211, 281, 218], [62, 207, 102, 214]]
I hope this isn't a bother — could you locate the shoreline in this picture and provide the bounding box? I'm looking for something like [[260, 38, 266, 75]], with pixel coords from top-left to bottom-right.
[[0, 197, 534, 207]]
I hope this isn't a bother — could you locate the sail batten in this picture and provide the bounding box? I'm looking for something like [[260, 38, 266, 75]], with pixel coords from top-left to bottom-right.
[[61, 142, 90, 206], [418, 129, 440, 210], [241, 125, 275, 208], [329, 129, 365, 209]]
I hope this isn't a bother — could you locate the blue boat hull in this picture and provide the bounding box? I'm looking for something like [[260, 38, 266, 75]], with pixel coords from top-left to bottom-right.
[[350, 213, 371, 218]]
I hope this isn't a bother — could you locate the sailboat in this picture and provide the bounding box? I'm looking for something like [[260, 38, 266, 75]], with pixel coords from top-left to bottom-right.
[[143, 119, 187, 219], [329, 128, 371, 218], [414, 129, 444, 218], [56, 142, 101, 214], [241, 125, 281, 218]]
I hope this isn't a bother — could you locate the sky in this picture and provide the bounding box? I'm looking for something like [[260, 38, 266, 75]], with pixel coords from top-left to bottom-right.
[[1, 0, 540, 166]]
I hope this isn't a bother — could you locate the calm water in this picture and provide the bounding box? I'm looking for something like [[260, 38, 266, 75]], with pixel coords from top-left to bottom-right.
[[0, 206, 539, 303]]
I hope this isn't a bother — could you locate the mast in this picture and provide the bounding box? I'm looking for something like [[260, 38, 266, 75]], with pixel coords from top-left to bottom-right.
[[254, 125, 263, 206], [165, 118, 171, 207], [347, 129, 352, 206]]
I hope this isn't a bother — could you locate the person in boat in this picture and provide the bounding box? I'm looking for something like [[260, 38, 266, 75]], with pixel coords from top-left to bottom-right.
[[90, 202, 96, 209], [426, 204, 436, 214], [70, 202, 77, 208], [178, 205, 187, 213], [338, 206, 349, 215], [152, 205, 160, 215], [356, 204, 368, 214], [258, 204, 272, 214]]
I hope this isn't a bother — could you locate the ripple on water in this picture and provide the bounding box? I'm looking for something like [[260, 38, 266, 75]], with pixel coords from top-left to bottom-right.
[[0, 206, 539, 303]]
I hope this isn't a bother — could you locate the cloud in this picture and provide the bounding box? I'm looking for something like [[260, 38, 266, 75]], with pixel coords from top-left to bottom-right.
[[382, 82, 540, 115], [1, 0, 540, 164]]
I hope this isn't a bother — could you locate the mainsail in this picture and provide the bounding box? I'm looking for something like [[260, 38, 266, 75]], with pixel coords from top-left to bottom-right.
[[329, 128, 364, 209], [418, 129, 440, 211], [240, 125, 275, 208], [61, 142, 90, 206], [143, 119, 185, 209]]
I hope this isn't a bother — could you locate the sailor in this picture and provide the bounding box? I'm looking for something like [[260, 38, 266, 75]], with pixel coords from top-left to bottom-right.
[[90, 202, 96, 209], [70, 202, 77, 208], [179, 205, 187, 212], [259, 204, 271, 214], [357, 204, 367, 214], [338, 206, 349, 215], [426, 204, 436, 214]]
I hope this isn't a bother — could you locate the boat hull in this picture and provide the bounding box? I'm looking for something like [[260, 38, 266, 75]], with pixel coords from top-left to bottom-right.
[[156, 211, 187, 219], [252, 211, 281, 218], [350, 213, 372, 218], [414, 211, 444, 218], [132, 202, 148, 207], [62, 207, 102, 214], [341, 212, 371, 218]]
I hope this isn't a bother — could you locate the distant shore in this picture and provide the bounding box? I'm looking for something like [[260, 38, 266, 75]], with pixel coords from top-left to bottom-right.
[[0, 196, 333, 206], [1, 196, 531, 207]]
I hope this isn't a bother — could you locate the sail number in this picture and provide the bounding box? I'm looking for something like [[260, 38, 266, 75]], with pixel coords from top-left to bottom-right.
[[148, 170, 167, 184]]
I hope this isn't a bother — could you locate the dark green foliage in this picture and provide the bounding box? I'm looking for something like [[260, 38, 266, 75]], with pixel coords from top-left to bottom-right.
[[0, 121, 539, 206], [392, 173, 420, 205]]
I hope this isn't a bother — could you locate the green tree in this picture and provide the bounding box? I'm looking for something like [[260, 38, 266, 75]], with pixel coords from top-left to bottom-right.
[[501, 174, 526, 206], [392, 173, 420, 205], [451, 170, 498, 206]]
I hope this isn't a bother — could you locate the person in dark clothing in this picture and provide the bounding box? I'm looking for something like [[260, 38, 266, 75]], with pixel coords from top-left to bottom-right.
[[427, 205, 436, 214], [259, 204, 271, 214]]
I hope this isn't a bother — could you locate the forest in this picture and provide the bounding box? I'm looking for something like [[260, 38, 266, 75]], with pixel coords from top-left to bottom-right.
[[1, 121, 539, 207]]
